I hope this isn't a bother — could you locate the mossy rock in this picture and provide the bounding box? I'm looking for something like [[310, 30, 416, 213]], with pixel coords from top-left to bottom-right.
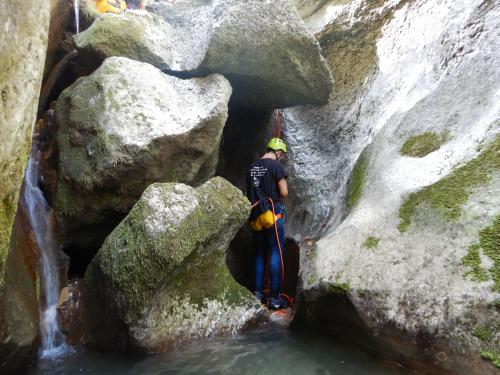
[[398, 136, 500, 233], [74, 11, 174, 70], [462, 215, 500, 292], [85, 177, 263, 350], [54, 57, 231, 251]]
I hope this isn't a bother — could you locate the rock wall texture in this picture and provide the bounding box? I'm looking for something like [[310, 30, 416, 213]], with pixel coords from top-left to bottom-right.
[[0, 0, 50, 287], [0, 1, 49, 372], [290, 0, 500, 373], [83, 177, 264, 351]]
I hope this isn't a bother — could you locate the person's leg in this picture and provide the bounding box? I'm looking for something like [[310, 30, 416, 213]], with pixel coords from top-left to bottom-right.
[[267, 216, 285, 299], [252, 229, 266, 299]]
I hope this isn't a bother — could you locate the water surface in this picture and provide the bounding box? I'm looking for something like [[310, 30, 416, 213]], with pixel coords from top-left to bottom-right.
[[30, 323, 415, 375]]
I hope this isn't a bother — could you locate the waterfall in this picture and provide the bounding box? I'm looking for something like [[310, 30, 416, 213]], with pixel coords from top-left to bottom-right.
[[24, 151, 67, 358], [74, 0, 80, 34]]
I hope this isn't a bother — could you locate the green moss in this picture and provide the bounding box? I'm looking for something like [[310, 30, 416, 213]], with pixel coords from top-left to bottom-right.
[[480, 351, 500, 368], [330, 282, 350, 294], [348, 154, 368, 210], [400, 131, 449, 157], [473, 325, 493, 341], [398, 136, 500, 233], [307, 274, 315, 287], [462, 216, 500, 291], [362, 236, 379, 249], [462, 244, 490, 283]]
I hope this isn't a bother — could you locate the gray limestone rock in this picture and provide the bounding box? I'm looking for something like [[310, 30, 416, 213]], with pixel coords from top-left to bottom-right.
[[75, 1, 333, 108], [54, 56, 232, 251], [289, 1, 500, 374], [85, 177, 264, 351]]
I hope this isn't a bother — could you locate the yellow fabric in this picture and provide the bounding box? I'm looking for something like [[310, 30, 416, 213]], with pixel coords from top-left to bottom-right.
[[96, 0, 126, 14], [250, 211, 282, 231]]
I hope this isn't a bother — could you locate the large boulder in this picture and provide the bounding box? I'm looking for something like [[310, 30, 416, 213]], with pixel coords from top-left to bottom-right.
[[74, 0, 333, 108], [0, 0, 50, 372], [290, 1, 500, 374], [54, 56, 231, 252], [84, 177, 264, 351]]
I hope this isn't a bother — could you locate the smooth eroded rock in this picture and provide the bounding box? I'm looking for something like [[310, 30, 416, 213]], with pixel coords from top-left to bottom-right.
[[54, 56, 232, 252], [84, 177, 264, 351], [0, 0, 50, 372], [291, 1, 500, 374], [75, 0, 333, 108]]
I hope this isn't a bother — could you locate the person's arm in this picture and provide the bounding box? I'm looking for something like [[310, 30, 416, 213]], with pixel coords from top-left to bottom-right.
[[278, 178, 288, 198]]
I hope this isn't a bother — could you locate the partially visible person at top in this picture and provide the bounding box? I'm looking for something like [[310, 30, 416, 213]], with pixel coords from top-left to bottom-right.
[[96, 0, 126, 13], [95, 0, 147, 14], [246, 138, 289, 310]]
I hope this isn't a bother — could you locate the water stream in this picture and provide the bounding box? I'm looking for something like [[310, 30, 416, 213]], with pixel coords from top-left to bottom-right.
[[30, 324, 415, 374], [74, 0, 80, 34], [24, 150, 67, 358]]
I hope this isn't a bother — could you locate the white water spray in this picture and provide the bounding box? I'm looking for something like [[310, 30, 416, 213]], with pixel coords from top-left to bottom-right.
[[24, 150, 67, 358], [74, 0, 80, 34]]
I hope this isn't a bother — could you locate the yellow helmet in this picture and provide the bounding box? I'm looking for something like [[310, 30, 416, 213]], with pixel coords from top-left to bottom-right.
[[267, 138, 287, 153], [96, 0, 126, 14]]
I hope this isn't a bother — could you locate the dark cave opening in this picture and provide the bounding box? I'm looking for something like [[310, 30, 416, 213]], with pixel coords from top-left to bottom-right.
[[219, 101, 301, 301]]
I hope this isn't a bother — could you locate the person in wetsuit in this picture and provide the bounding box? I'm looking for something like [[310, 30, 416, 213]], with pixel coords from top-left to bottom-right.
[[246, 138, 288, 310]]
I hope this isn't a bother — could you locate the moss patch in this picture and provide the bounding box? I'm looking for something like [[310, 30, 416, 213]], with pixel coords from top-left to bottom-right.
[[480, 351, 500, 368], [473, 325, 493, 341], [400, 131, 449, 157], [348, 154, 368, 210], [362, 236, 380, 249], [330, 282, 350, 294], [462, 215, 500, 291], [398, 136, 500, 233], [462, 244, 490, 283]]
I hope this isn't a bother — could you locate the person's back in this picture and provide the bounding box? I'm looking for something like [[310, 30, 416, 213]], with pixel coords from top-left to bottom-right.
[[246, 157, 286, 218], [246, 138, 289, 310]]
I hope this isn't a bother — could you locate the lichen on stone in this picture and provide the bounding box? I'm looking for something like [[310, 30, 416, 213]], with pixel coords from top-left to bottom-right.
[[462, 215, 500, 291], [400, 131, 449, 157], [348, 154, 368, 210], [398, 136, 500, 232], [362, 236, 379, 249]]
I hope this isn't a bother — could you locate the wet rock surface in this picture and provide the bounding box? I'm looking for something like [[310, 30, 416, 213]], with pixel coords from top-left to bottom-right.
[[54, 56, 231, 252], [291, 1, 500, 374], [83, 177, 264, 351], [76, 0, 333, 108]]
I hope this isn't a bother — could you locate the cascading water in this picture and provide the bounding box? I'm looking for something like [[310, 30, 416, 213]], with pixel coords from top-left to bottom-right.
[[24, 149, 67, 358], [74, 0, 80, 34]]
